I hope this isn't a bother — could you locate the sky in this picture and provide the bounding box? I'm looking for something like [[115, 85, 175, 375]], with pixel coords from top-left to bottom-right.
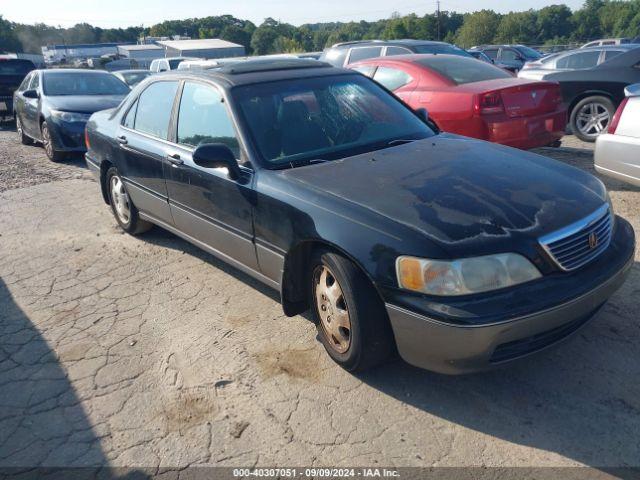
[[2, 0, 587, 28]]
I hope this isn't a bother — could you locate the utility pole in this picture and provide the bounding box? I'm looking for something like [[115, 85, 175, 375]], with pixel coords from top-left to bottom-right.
[[436, 0, 441, 41]]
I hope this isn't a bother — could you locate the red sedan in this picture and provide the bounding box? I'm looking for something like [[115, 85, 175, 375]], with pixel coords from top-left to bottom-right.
[[349, 54, 567, 150]]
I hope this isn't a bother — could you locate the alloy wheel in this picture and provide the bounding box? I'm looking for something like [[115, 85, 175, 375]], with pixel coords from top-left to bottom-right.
[[42, 124, 53, 158], [314, 265, 351, 354], [575, 102, 610, 138], [110, 175, 131, 225], [16, 117, 23, 140]]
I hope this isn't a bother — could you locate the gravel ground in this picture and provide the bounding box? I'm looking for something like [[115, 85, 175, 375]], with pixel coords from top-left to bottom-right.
[[0, 124, 639, 475]]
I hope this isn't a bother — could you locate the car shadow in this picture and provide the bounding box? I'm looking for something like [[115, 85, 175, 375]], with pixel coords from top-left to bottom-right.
[[0, 278, 149, 478], [354, 260, 640, 470]]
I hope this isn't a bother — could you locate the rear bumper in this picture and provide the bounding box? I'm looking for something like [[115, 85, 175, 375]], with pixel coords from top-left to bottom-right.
[[485, 107, 567, 150], [386, 217, 635, 374], [594, 133, 640, 187]]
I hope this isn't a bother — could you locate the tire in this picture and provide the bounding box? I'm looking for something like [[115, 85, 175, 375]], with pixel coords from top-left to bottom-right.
[[15, 115, 32, 145], [570, 96, 615, 143], [41, 121, 65, 162], [105, 166, 153, 235], [310, 249, 395, 372]]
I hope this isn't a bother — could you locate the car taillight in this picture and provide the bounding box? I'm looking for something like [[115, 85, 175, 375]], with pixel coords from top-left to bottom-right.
[[607, 97, 629, 135], [475, 92, 504, 115], [84, 127, 91, 150]]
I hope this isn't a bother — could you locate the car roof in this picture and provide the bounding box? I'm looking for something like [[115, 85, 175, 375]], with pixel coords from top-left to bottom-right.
[[115, 69, 150, 74], [330, 39, 454, 49], [581, 44, 639, 50], [156, 58, 351, 87]]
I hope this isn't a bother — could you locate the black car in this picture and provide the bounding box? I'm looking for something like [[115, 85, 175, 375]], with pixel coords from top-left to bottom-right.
[[320, 39, 472, 67], [13, 69, 130, 161], [85, 58, 634, 374], [0, 59, 35, 119], [519, 45, 640, 141], [469, 45, 544, 72]]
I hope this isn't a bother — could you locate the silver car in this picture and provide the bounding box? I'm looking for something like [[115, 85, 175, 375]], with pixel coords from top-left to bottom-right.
[[595, 83, 640, 186]]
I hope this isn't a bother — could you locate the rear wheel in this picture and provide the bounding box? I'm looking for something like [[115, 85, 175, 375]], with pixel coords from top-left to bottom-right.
[[310, 250, 394, 372], [570, 96, 615, 142], [15, 115, 32, 145], [41, 121, 65, 162], [106, 167, 152, 235]]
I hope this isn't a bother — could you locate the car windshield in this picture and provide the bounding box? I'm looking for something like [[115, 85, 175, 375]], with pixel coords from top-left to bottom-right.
[[415, 55, 512, 85], [516, 46, 543, 59], [413, 44, 472, 57], [122, 72, 149, 85], [43, 71, 130, 96], [0, 60, 34, 75], [233, 74, 435, 168]]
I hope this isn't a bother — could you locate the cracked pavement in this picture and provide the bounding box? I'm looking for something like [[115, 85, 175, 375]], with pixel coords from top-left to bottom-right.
[[0, 126, 639, 472]]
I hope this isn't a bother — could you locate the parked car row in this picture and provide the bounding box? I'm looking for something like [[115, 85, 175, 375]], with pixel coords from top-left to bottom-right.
[[81, 57, 635, 374]]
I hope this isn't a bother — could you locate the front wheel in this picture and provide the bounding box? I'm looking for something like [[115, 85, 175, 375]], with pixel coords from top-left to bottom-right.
[[570, 96, 615, 142], [310, 250, 395, 372], [106, 167, 152, 235], [41, 121, 65, 162]]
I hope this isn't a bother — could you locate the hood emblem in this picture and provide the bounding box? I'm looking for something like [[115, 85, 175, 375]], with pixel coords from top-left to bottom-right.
[[589, 232, 599, 249]]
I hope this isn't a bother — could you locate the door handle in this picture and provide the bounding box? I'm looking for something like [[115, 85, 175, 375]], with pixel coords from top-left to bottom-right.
[[116, 135, 128, 145], [166, 153, 183, 166]]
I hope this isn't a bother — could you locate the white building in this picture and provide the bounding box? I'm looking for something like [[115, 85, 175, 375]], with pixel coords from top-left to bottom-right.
[[41, 43, 129, 64], [117, 44, 164, 60], [156, 39, 245, 60]]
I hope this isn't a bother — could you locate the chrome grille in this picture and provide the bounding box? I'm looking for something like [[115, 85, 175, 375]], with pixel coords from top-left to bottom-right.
[[539, 204, 612, 272]]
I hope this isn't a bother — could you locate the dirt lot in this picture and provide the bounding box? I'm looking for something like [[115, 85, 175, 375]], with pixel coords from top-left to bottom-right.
[[0, 124, 639, 474]]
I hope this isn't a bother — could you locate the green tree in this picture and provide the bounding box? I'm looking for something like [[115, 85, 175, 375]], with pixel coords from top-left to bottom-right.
[[0, 15, 21, 53], [536, 4, 573, 42], [495, 11, 538, 44], [455, 10, 501, 48]]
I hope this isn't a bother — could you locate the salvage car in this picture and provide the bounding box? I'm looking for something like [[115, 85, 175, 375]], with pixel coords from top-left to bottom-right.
[[595, 83, 640, 186], [85, 58, 635, 374], [112, 69, 151, 87], [350, 54, 566, 149], [519, 45, 640, 141], [0, 58, 35, 118], [14, 69, 130, 161]]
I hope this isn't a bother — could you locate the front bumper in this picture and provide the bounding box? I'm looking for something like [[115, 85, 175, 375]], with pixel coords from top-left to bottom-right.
[[485, 107, 567, 150], [386, 217, 635, 374], [47, 118, 88, 152]]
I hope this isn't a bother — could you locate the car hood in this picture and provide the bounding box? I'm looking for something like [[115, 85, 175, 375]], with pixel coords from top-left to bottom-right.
[[283, 135, 607, 256], [46, 95, 126, 113]]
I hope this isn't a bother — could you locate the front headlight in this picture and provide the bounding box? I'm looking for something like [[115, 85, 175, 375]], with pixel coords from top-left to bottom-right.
[[50, 110, 91, 123], [396, 253, 541, 296]]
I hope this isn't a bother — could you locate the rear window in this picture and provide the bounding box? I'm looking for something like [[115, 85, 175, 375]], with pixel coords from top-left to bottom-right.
[[556, 50, 600, 69], [515, 46, 543, 60], [413, 44, 471, 57], [0, 60, 34, 75], [415, 56, 512, 85]]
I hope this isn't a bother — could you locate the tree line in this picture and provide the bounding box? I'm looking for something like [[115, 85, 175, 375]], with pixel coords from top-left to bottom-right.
[[1, 0, 640, 56]]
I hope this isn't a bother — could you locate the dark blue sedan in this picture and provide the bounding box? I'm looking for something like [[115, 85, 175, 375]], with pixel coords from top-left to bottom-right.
[[13, 69, 129, 161], [85, 59, 635, 374]]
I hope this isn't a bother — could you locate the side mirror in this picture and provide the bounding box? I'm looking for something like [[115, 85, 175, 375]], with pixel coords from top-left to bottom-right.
[[23, 89, 39, 99], [415, 107, 429, 123], [192, 143, 241, 180]]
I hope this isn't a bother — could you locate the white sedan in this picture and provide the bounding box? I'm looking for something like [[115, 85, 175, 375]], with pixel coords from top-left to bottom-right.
[[595, 83, 640, 186]]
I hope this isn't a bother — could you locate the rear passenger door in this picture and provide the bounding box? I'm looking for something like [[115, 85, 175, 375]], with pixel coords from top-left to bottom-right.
[[116, 80, 179, 225], [165, 80, 259, 271]]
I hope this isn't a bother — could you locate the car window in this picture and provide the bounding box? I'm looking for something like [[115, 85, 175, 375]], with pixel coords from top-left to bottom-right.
[[348, 47, 383, 64], [583, 42, 599, 48], [603, 50, 625, 62], [18, 72, 32, 92], [373, 66, 413, 91], [414, 55, 512, 85], [500, 49, 520, 61], [30, 73, 40, 90], [483, 49, 499, 60], [123, 98, 138, 129], [386, 46, 412, 56], [169, 59, 183, 69], [233, 74, 435, 168], [132, 81, 179, 139], [351, 65, 376, 77], [177, 82, 240, 158], [322, 49, 348, 67], [556, 50, 601, 69], [0, 59, 34, 75], [601, 41, 615, 46]]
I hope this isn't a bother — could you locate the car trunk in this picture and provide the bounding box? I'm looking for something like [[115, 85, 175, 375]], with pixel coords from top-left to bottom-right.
[[456, 78, 562, 118]]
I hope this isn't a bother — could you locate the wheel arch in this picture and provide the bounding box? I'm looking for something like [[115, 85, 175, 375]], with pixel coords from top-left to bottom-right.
[[568, 90, 615, 117], [280, 238, 386, 317], [99, 159, 115, 205]]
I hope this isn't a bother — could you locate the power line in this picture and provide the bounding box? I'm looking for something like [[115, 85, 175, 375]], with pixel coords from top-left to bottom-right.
[[436, 0, 441, 40]]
